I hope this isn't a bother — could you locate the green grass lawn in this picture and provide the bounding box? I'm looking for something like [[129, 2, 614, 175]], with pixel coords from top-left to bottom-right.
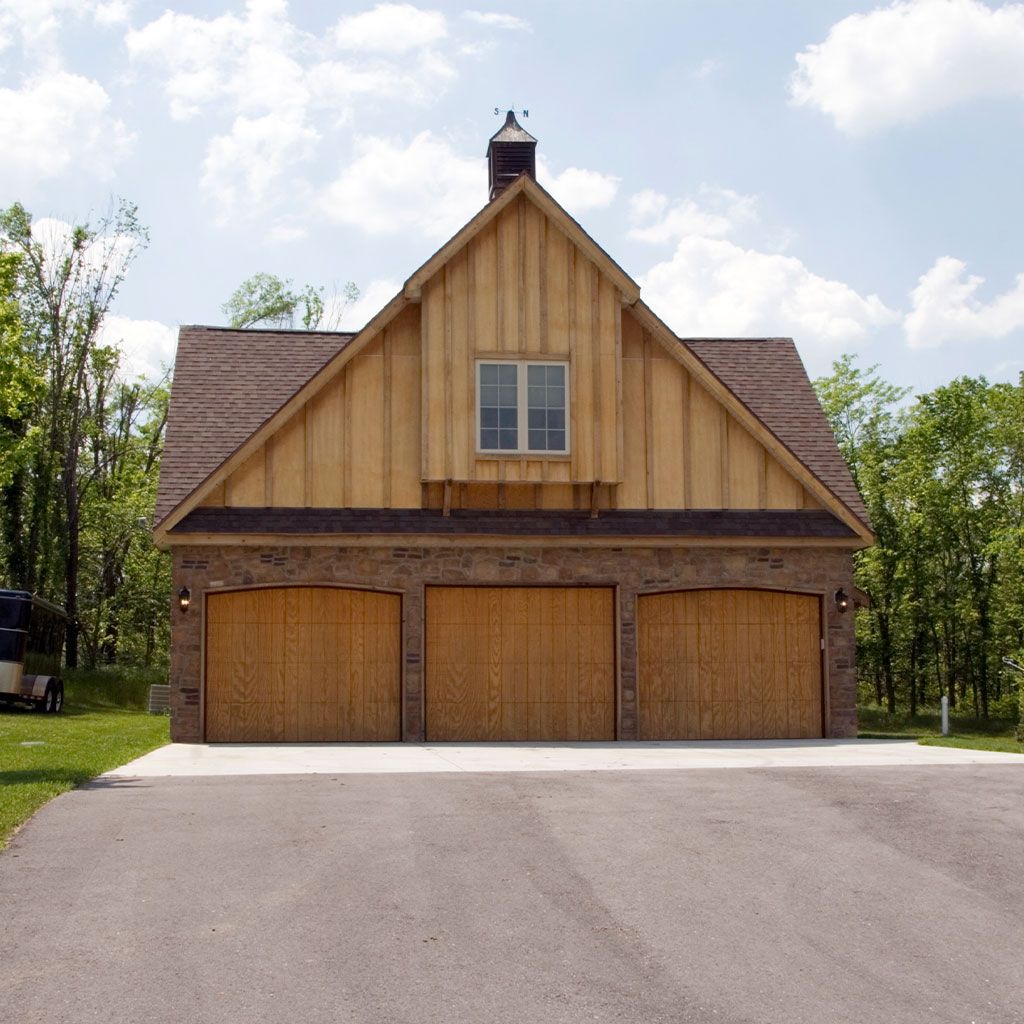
[[0, 669, 170, 849], [858, 706, 1024, 755]]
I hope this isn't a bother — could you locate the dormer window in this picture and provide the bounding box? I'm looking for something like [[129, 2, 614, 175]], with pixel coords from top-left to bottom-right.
[[477, 360, 569, 455]]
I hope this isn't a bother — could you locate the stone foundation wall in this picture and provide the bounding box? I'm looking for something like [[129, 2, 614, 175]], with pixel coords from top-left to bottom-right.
[[169, 543, 857, 743]]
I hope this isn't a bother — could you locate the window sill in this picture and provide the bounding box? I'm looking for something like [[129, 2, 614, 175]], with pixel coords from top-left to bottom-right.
[[475, 452, 571, 461]]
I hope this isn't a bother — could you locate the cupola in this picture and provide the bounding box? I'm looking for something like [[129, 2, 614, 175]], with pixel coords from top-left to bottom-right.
[[487, 110, 537, 201]]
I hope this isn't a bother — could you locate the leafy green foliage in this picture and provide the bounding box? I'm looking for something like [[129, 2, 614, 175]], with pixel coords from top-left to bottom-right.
[[0, 200, 168, 669], [223, 271, 360, 330], [816, 357, 1024, 720]]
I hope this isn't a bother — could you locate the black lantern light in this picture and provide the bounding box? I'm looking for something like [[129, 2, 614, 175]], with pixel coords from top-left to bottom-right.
[[178, 586, 191, 614], [834, 588, 850, 614]]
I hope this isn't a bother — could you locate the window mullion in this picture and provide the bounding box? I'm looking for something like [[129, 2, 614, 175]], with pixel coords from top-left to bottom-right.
[[518, 363, 527, 453]]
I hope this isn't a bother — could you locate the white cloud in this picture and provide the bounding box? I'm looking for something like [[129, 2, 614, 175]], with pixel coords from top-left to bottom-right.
[[0, 0, 130, 60], [790, 0, 1024, 135], [202, 113, 320, 225], [463, 11, 530, 31], [126, 3, 306, 122], [320, 131, 483, 239], [538, 160, 620, 213], [0, 72, 134, 190], [333, 3, 446, 52], [641, 236, 898, 371], [904, 256, 1024, 348], [98, 315, 177, 382], [128, 1, 462, 229], [628, 185, 757, 243]]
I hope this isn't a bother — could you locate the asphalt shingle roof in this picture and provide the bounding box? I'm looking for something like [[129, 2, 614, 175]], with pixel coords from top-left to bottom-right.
[[155, 326, 355, 523]]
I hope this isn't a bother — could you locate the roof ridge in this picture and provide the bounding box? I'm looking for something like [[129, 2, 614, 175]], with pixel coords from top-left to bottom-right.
[[180, 324, 358, 337]]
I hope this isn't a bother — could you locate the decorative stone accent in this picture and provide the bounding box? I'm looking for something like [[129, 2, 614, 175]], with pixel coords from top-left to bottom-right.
[[169, 543, 857, 743]]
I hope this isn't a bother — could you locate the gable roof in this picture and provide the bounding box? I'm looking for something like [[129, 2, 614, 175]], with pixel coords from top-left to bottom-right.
[[155, 326, 355, 523], [682, 337, 870, 528], [154, 178, 870, 543]]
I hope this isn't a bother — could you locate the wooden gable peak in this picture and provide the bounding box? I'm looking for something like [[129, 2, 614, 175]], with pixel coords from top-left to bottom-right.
[[403, 173, 641, 305]]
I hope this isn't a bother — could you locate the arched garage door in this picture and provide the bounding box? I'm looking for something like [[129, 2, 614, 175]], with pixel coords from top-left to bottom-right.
[[205, 587, 401, 742], [638, 589, 823, 740]]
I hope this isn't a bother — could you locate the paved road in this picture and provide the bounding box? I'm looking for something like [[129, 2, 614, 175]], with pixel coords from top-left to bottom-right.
[[2, 766, 1023, 1024]]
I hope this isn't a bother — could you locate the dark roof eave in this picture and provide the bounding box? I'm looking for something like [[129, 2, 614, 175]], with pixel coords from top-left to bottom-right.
[[171, 507, 858, 540]]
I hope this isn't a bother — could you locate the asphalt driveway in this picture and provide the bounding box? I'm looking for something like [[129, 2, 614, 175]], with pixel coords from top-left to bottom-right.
[[2, 764, 1023, 1024]]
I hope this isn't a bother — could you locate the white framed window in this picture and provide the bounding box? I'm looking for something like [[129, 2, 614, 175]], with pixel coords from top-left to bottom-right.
[[477, 360, 569, 455]]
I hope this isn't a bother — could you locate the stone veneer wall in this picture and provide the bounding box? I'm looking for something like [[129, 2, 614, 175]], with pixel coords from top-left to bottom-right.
[[168, 543, 857, 743]]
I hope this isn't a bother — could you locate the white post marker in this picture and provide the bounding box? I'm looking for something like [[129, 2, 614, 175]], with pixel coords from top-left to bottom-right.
[[940, 695, 949, 736]]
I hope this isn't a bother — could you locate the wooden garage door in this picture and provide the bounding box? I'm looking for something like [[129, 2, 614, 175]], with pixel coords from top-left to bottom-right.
[[205, 587, 401, 742], [638, 589, 822, 740], [426, 587, 616, 741]]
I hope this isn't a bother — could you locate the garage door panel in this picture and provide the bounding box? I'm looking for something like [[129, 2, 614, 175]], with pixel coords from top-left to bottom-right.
[[638, 589, 822, 740], [577, 699, 611, 741], [205, 587, 400, 742], [426, 587, 615, 742]]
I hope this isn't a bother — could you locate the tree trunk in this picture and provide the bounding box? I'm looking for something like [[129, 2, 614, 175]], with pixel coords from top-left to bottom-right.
[[876, 613, 897, 714], [63, 471, 79, 669], [908, 632, 919, 716]]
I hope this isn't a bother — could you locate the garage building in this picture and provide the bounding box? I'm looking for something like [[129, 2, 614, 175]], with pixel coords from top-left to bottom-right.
[[155, 114, 871, 744]]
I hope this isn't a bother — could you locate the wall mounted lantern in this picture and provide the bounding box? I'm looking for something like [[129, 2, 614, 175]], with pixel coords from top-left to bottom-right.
[[178, 587, 191, 614], [834, 588, 850, 614]]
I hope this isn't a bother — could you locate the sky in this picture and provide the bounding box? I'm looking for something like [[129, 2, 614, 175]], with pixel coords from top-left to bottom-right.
[[1, 0, 1023, 390]]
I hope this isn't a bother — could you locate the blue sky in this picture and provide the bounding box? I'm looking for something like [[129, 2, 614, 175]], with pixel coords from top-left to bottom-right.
[[2, 0, 1023, 390]]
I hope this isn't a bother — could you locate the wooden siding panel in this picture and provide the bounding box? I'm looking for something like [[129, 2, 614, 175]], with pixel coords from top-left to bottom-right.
[[727, 417, 762, 510], [545, 222, 571, 355], [348, 343, 385, 507], [523, 199, 543, 353], [448, 251, 471, 481], [649, 352, 686, 509], [472, 219, 499, 350], [621, 334, 648, 508], [598, 274, 620, 482], [688, 381, 723, 508], [766, 454, 804, 508], [571, 250, 595, 482], [389, 306, 423, 507], [226, 446, 265, 506], [497, 201, 519, 352], [269, 410, 305, 506], [307, 375, 345, 506]]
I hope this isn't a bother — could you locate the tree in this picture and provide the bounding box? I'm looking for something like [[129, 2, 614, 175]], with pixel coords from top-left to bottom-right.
[[0, 250, 44, 588], [0, 200, 149, 666], [223, 272, 359, 330], [815, 357, 1024, 723]]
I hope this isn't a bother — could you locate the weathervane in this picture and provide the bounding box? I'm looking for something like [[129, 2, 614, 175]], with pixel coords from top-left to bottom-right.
[[494, 107, 529, 118]]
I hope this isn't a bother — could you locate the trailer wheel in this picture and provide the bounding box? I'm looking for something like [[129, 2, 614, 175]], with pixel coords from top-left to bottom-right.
[[52, 683, 63, 714], [42, 682, 60, 714]]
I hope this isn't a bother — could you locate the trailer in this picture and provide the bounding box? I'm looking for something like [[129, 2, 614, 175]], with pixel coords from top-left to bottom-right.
[[0, 590, 67, 713]]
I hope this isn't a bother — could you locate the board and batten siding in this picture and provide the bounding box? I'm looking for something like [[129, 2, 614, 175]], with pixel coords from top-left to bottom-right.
[[620, 310, 819, 510], [199, 194, 814, 515], [206, 304, 422, 510], [420, 194, 622, 486]]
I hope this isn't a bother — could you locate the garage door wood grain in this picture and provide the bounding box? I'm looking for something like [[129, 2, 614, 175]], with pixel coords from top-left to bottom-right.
[[638, 589, 822, 740], [205, 587, 401, 742], [426, 587, 615, 741]]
